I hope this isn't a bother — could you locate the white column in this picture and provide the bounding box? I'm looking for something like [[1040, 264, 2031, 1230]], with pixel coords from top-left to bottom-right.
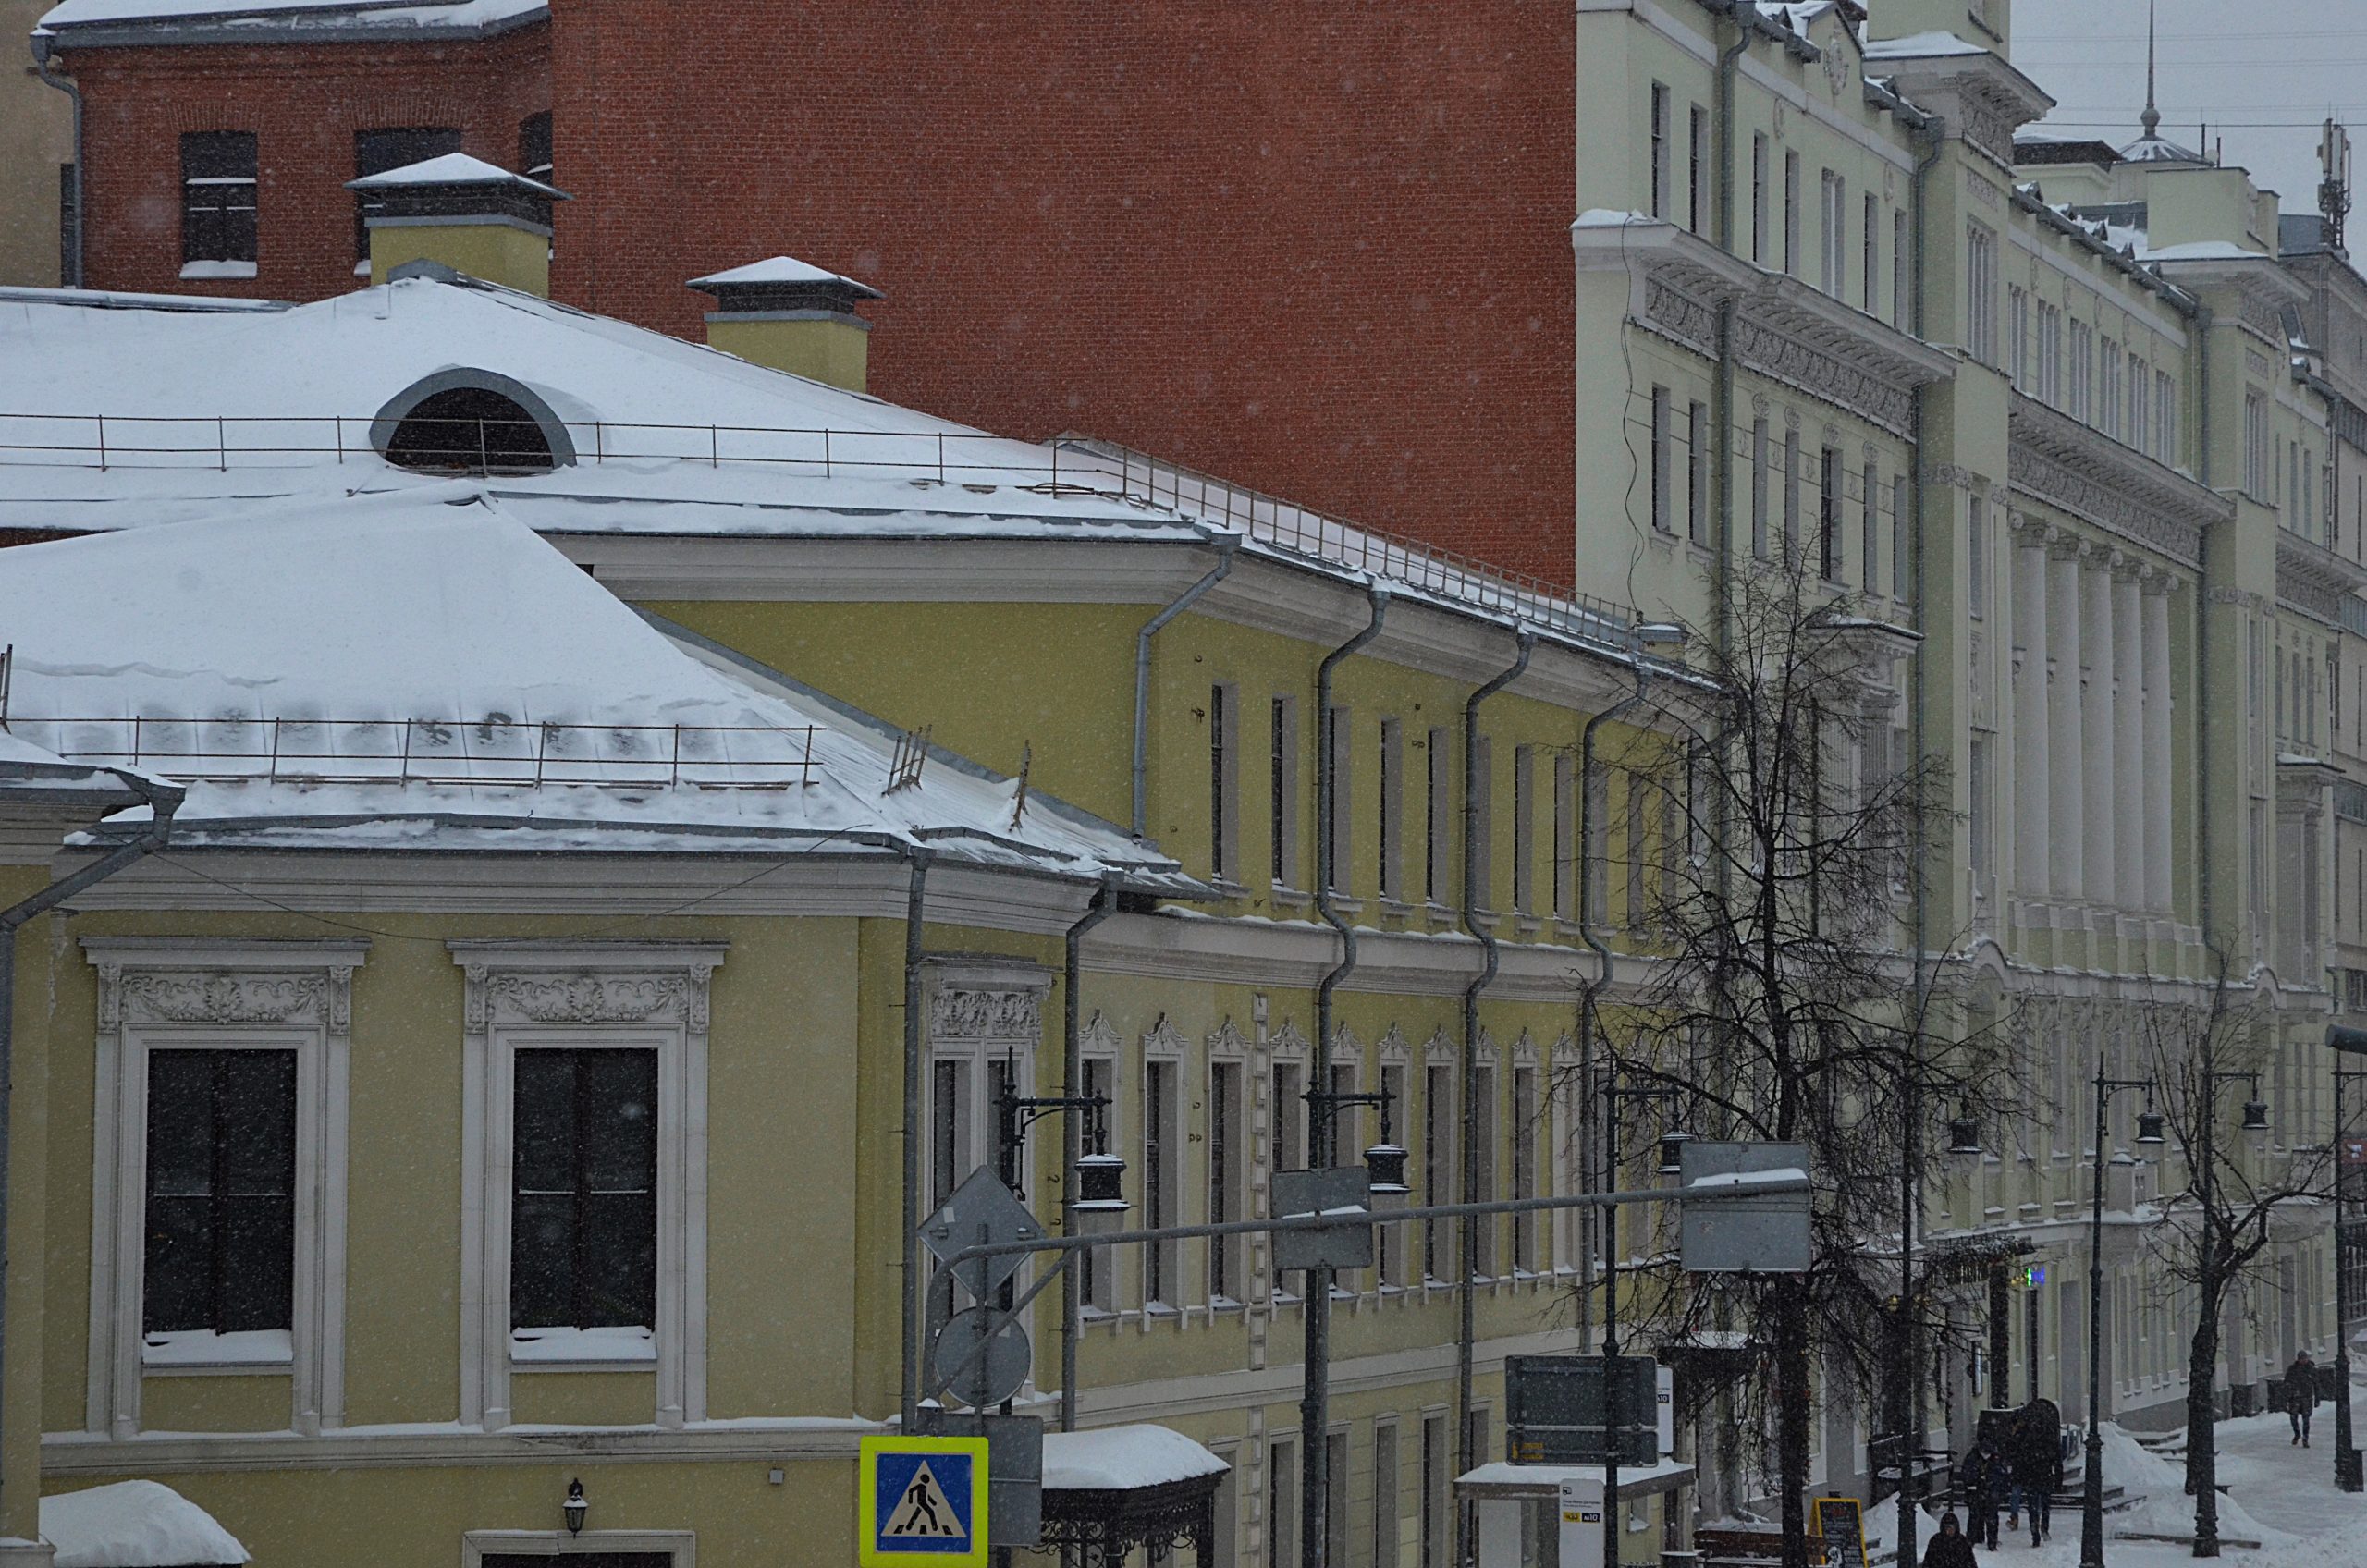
[[2112, 568, 2145, 912], [2048, 537, 2087, 902], [2142, 575, 2175, 914], [2081, 555, 2117, 907], [2012, 528, 2052, 900]]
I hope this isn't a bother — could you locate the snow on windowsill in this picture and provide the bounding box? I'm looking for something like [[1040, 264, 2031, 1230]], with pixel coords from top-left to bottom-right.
[[141, 1329, 290, 1369], [509, 1325, 656, 1365], [178, 260, 257, 280]]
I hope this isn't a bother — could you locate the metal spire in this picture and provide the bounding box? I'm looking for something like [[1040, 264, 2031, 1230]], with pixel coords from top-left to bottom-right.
[[2140, 0, 2161, 140]]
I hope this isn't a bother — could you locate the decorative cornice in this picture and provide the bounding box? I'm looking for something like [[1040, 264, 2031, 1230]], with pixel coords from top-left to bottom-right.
[[2275, 529, 2367, 626], [2006, 394, 2228, 566], [84, 939, 369, 1036], [449, 942, 725, 1036]]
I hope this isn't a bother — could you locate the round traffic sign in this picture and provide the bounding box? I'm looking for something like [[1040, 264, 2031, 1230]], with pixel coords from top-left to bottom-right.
[[932, 1307, 1031, 1410]]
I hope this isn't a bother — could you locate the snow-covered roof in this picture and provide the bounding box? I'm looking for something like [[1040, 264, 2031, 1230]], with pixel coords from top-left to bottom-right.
[[1041, 1426, 1231, 1491], [1861, 30, 1988, 59], [0, 491, 1196, 887], [36, 0, 542, 39], [688, 256, 882, 299], [346, 153, 564, 198], [41, 1480, 250, 1568]]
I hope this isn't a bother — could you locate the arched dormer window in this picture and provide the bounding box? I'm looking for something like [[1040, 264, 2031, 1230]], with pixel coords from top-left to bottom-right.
[[371, 369, 576, 475]]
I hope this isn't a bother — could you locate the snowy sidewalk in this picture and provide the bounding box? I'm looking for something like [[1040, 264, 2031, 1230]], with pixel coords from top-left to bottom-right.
[[1909, 1413, 2367, 1568]]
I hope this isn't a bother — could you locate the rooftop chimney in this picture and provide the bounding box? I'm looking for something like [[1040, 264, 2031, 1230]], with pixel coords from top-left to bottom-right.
[[688, 257, 883, 393], [345, 153, 569, 296]]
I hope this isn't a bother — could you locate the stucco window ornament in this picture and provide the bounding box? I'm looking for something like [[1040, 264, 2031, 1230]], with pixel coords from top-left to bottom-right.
[[1143, 1014, 1191, 1060], [1421, 1024, 1455, 1065], [479, 972, 696, 1027], [1269, 1021, 1309, 1060], [1207, 1018, 1249, 1060], [1377, 1023, 1411, 1063], [931, 986, 1045, 1044], [107, 971, 338, 1029]]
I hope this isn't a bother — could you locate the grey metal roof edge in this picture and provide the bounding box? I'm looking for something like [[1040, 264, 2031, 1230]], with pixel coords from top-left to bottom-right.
[[42, 2, 547, 50]]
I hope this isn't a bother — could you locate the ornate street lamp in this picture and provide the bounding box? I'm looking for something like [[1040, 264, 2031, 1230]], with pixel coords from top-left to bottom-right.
[[562, 1478, 587, 1536]]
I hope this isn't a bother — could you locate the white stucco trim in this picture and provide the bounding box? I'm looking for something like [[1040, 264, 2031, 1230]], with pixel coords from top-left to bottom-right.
[[81, 938, 368, 1441], [461, 1530, 693, 1568], [449, 942, 725, 1434]]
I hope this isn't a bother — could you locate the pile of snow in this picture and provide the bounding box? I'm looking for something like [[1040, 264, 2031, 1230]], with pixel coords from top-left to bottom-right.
[[1042, 1425, 1230, 1491], [2098, 1423, 2187, 1493], [40, 1480, 249, 1568]]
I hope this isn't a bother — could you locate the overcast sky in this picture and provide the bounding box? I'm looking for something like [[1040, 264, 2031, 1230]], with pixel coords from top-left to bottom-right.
[[2015, 0, 2360, 217]]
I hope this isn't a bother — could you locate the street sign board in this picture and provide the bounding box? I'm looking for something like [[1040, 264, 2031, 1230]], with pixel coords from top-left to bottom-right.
[[1504, 1354, 1659, 1464], [860, 1435, 989, 1567], [1679, 1141, 1811, 1274], [915, 1411, 1043, 1549], [920, 1167, 1042, 1304], [1558, 1478, 1607, 1568], [1814, 1497, 1868, 1568], [2329, 1024, 2367, 1056], [1271, 1166, 1374, 1272], [931, 1305, 1032, 1410]]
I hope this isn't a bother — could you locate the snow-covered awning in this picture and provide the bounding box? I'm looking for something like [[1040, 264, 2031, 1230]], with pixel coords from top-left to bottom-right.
[[1042, 1424, 1229, 1491], [1038, 1427, 1228, 1564], [1455, 1455, 1696, 1501], [41, 1481, 250, 1568]]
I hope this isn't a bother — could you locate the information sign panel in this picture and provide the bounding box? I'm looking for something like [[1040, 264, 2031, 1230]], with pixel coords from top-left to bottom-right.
[[1814, 1497, 1867, 1568], [1680, 1141, 1812, 1274], [1504, 1354, 1658, 1464], [860, 1436, 989, 1568]]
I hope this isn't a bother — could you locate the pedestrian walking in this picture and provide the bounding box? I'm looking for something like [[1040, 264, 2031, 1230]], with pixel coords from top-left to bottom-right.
[[1922, 1510, 1979, 1568], [2287, 1350, 2321, 1448], [2009, 1403, 2064, 1546], [1960, 1433, 2009, 1550]]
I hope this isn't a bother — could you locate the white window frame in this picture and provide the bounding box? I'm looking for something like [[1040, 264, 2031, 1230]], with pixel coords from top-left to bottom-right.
[[462, 1531, 693, 1568], [1077, 1012, 1124, 1314], [83, 937, 365, 1441], [452, 940, 724, 1432]]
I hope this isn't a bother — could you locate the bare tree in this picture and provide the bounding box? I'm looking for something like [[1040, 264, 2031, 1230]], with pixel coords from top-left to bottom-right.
[[1574, 554, 2021, 1568], [2138, 960, 2331, 1558]]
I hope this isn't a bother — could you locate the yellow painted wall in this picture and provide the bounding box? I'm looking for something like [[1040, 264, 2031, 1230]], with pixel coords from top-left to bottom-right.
[[705, 318, 870, 394], [368, 220, 551, 295]]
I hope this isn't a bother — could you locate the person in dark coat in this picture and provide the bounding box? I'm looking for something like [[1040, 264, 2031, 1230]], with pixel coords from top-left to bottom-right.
[[1922, 1510, 1979, 1568], [2287, 1350, 2321, 1447], [2009, 1404, 2064, 1545], [1960, 1434, 2009, 1550]]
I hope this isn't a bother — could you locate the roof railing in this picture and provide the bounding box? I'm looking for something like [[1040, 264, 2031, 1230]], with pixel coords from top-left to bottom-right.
[[13, 715, 823, 790], [0, 411, 1639, 649]]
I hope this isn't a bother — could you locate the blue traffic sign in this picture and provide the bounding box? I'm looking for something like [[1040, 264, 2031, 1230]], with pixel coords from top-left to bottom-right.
[[860, 1436, 988, 1567]]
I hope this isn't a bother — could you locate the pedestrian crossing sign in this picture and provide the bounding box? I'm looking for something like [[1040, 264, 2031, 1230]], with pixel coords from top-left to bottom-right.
[[860, 1435, 989, 1566]]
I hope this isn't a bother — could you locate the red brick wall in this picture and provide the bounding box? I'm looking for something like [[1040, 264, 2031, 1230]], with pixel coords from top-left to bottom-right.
[[61, 24, 548, 303], [60, 5, 1577, 582], [550, 1, 1576, 582]]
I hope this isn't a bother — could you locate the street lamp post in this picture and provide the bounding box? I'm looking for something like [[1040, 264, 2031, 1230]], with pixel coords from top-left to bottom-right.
[[2083, 1066, 2163, 1568], [1600, 1066, 1682, 1568], [2333, 1064, 2367, 1493]]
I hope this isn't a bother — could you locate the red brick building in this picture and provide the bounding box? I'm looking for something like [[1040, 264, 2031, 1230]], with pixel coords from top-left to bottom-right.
[[41, 0, 1577, 581]]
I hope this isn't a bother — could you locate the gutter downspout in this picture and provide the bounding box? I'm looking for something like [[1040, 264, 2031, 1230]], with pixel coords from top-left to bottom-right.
[[0, 772, 181, 1505], [1453, 624, 1532, 1568], [1898, 109, 1945, 1568], [1132, 535, 1240, 839], [1303, 580, 1388, 1568], [30, 31, 83, 290], [899, 847, 934, 1430], [1057, 876, 1120, 1435]]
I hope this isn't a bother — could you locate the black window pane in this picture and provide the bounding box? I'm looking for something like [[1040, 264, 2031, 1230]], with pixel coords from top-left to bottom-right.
[[146, 1052, 215, 1198], [578, 1190, 656, 1328], [518, 111, 553, 183], [216, 1051, 295, 1196], [511, 1191, 577, 1329], [143, 1049, 295, 1335], [143, 1195, 213, 1334], [216, 1194, 295, 1332], [179, 131, 256, 265], [511, 1048, 658, 1330], [514, 1050, 577, 1194], [354, 126, 461, 260], [578, 1050, 656, 1194]]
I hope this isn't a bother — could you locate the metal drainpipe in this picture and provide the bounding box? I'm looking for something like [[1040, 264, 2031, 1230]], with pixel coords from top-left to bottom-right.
[[1057, 876, 1119, 1435], [1453, 623, 1532, 1568], [0, 772, 181, 1505], [1895, 108, 1944, 1568], [30, 33, 83, 290], [900, 847, 934, 1430], [1133, 534, 1240, 839], [1303, 580, 1387, 1568]]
